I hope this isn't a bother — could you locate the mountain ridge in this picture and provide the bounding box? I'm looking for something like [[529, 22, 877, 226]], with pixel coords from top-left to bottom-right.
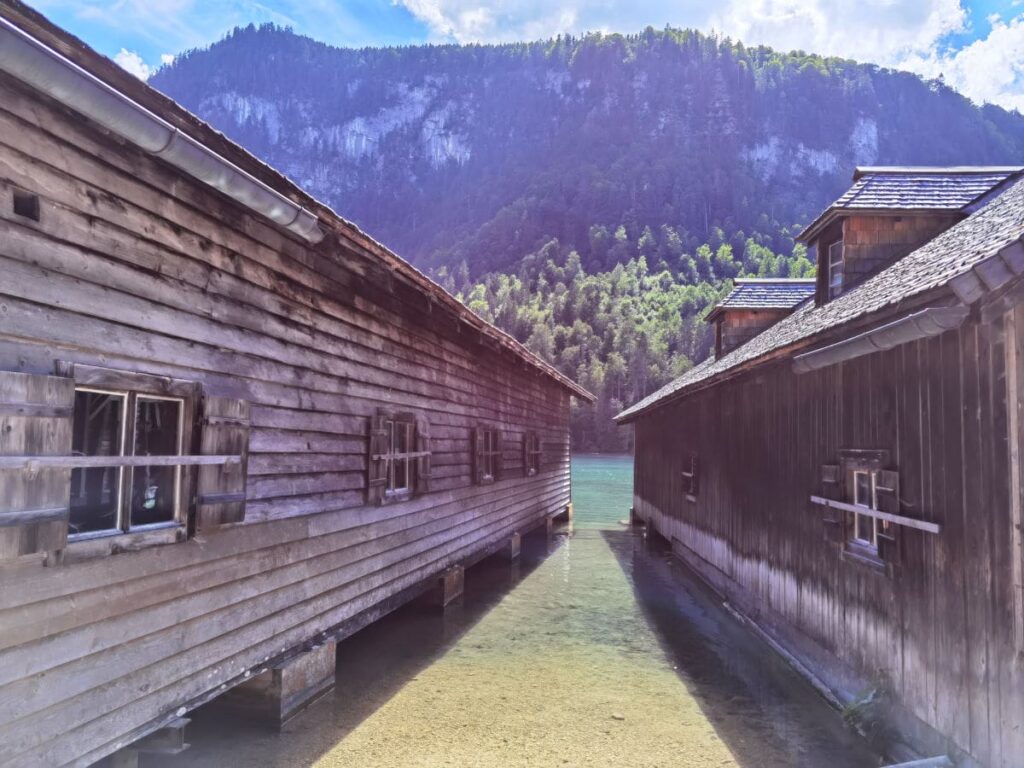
[[152, 24, 1024, 278]]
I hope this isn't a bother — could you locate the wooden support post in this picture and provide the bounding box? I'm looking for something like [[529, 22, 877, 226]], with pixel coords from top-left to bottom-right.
[[502, 532, 521, 561], [130, 717, 190, 756], [544, 515, 555, 536], [553, 502, 573, 523], [216, 643, 336, 729], [432, 565, 464, 608], [629, 506, 644, 526], [645, 524, 670, 550]]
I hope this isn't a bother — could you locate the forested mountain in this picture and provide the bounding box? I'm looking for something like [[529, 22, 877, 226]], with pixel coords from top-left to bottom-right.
[[152, 26, 1024, 449]]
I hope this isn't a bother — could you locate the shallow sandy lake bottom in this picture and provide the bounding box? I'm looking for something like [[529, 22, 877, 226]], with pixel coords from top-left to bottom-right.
[[156, 456, 876, 768]]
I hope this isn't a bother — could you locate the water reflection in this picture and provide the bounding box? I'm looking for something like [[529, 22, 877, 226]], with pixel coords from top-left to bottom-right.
[[157, 456, 877, 767]]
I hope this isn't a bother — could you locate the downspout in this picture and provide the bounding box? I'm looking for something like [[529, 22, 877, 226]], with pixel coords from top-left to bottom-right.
[[792, 304, 969, 374], [0, 16, 324, 244]]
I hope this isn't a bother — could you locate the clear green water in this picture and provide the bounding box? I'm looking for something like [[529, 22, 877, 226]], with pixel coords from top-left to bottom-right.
[[163, 456, 878, 768], [569, 453, 636, 529]]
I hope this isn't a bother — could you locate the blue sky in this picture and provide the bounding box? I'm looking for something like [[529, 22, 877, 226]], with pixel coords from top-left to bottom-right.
[[25, 1, 1024, 111]]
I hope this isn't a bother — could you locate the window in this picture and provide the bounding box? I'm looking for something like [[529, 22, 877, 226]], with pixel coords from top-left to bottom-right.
[[384, 417, 416, 497], [851, 470, 888, 549], [13, 190, 40, 221], [367, 412, 430, 505], [474, 427, 502, 485], [827, 240, 844, 300], [523, 431, 542, 477], [681, 453, 699, 498], [70, 387, 186, 538]]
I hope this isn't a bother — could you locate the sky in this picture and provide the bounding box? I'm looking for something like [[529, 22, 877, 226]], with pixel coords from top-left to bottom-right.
[[24, 0, 1024, 112]]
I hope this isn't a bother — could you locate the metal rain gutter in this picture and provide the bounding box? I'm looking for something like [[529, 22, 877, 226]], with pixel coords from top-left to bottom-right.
[[0, 16, 324, 244], [792, 304, 969, 374]]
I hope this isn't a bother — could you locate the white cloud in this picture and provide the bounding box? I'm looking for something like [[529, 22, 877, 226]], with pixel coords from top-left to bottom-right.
[[114, 48, 153, 79], [161, 53, 176, 65], [900, 14, 1024, 112], [394, 1, 1024, 111]]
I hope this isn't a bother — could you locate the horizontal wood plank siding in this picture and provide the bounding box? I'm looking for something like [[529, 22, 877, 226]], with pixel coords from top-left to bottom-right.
[[0, 73, 575, 767]]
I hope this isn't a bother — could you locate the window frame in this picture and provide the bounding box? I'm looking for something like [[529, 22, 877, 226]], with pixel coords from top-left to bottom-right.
[[482, 429, 499, 482], [851, 469, 881, 549], [681, 452, 699, 500], [69, 387, 189, 541], [59, 362, 198, 544], [476, 426, 502, 485], [839, 450, 893, 567], [827, 239, 844, 300], [524, 431, 542, 477], [383, 415, 417, 500]]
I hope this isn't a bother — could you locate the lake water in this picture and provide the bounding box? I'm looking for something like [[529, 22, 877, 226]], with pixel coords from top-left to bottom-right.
[[160, 455, 878, 767]]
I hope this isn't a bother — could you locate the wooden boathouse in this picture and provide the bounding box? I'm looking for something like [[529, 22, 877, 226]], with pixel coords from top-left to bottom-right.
[[0, 4, 593, 766], [618, 167, 1024, 767]]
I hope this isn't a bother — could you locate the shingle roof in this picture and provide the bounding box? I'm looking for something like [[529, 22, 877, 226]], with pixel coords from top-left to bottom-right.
[[799, 166, 1023, 242], [706, 279, 816, 320], [616, 175, 1024, 423]]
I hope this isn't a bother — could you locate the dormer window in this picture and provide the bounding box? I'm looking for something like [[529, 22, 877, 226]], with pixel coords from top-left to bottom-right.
[[827, 240, 844, 299]]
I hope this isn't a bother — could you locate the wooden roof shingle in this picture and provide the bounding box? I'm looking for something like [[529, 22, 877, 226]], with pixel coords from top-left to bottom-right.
[[799, 166, 1023, 243], [616, 175, 1024, 423], [706, 279, 815, 320]]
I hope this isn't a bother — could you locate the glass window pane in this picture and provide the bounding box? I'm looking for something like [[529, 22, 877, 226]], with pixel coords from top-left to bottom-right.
[[70, 390, 125, 535], [856, 513, 874, 544], [854, 472, 870, 506], [130, 397, 181, 527]]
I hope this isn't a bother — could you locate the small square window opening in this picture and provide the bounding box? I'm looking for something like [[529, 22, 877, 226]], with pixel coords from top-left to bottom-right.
[[13, 190, 40, 222]]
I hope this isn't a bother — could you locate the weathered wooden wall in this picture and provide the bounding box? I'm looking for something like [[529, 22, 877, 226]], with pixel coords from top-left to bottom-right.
[[715, 309, 790, 358], [0, 70, 574, 767], [843, 213, 960, 290], [633, 309, 1024, 767]]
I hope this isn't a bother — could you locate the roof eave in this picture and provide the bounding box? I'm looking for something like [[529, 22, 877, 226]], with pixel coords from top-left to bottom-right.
[[614, 285, 957, 424], [798, 206, 972, 244], [796, 207, 839, 243], [0, 1, 595, 402]]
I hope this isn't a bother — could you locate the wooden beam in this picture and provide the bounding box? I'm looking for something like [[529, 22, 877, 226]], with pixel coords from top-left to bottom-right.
[[0, 454, 240, 470], [370, 451, 431, 462], [809, 495, 941, 534]]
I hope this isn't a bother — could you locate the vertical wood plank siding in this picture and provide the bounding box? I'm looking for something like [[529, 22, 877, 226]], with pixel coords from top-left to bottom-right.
[[0, 73, 575, 767], [632, 312, 1023, 767]]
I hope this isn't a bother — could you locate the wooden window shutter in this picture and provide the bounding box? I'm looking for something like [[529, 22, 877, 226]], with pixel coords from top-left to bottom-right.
[[472, 426, 484, 485], [820, 464, 841, 498], [415, 417, 432, 494], [367, 414, 389, 505], [0, 371, 74, 561], [196, 396, 251, 530], [876, 469, 902, 567], [820, 464, 845, 543], [522, 432, 530, 478], [494, 430, 504, 480]]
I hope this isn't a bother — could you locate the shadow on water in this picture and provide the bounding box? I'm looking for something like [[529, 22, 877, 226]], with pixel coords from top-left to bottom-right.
[[159, 455, 879, 767], [162, 528, 564, 768], [600, 526, 879, 768]]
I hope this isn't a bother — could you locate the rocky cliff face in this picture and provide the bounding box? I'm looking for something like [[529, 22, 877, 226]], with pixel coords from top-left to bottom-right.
[[152, 25, 1024, 276]]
